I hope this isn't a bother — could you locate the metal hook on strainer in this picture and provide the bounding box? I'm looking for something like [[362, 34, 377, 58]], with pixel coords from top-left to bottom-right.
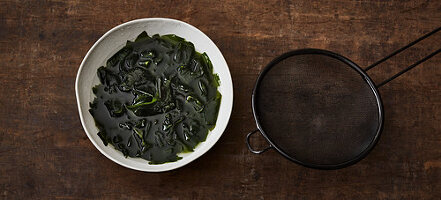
[[246, 26, 441, 169]]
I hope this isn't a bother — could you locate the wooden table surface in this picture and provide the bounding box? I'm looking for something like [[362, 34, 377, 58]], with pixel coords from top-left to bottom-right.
[[1, 0, 441, 199]]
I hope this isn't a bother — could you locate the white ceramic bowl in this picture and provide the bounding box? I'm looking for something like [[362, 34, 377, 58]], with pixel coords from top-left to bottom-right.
[[75, 18, 233, 172]]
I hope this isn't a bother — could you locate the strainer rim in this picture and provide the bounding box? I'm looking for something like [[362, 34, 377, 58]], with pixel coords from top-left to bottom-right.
[[251, 48, 384, 169]]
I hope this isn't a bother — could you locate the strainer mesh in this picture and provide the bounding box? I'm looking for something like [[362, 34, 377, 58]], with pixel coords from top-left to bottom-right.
[[254, 53, 380, 166]]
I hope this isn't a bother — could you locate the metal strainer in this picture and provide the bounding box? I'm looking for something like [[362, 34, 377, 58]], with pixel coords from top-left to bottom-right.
[[246, 27, 441, 169]]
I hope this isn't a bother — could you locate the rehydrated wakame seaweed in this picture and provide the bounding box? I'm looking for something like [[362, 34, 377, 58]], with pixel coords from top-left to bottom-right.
[[89, 32, 221, 164]]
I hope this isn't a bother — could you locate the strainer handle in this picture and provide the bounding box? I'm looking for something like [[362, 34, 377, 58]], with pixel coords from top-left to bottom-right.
[[246, 129, 272, 154], [364, 26, 441, 88]]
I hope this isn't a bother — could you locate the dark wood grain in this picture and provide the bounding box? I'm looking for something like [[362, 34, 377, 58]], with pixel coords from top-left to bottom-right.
[[1, 0, 440, 199]]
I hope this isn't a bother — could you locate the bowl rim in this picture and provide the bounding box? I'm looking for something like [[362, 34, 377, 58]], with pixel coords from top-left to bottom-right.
[[75, 18, 233, 172]]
